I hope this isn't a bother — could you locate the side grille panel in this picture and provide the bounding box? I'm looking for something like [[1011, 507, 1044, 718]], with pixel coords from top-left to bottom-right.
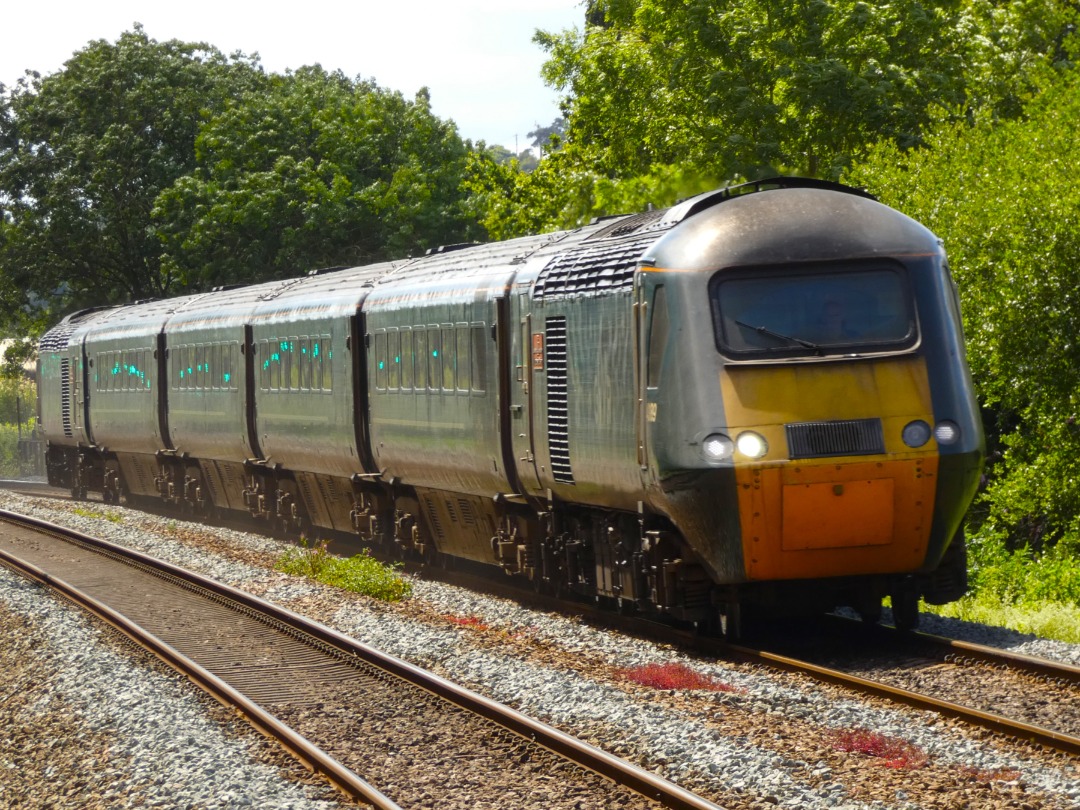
[[545, 316, 575, 484], [60, 358, 73, 438], [785, 418, 885, 459]]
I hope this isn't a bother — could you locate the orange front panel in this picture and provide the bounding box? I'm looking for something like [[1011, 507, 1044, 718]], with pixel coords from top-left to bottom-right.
[[781, 478, 894, 550], [737, 457, 938, 580]]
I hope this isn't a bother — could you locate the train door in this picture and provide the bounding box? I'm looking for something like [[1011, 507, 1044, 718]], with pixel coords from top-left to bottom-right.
[[636, 275, 670, 485], [61, 341, 90, 443], [242, 325, 264, 460], [508, 291, 543, 493]]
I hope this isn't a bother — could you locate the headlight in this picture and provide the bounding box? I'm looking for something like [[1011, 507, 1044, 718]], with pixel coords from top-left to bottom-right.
[[701, 433, 734, 462], [902, 420, 932, 448], [736, 431, 769, 459], [934, 420, 961, 445]]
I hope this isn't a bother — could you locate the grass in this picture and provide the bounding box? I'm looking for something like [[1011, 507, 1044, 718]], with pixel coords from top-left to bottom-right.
[[618, 662, 741, 692], [275, 538, 412, 602], [922, 594, 1080, 643], [920, 530, 1080, 644], [73, 507, 123, 524]]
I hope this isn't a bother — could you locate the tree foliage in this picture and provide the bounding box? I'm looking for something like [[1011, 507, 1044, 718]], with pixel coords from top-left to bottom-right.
[[476, 0, 1076, 238], [0, 28, 487, 331], [155, 67, 484, 289], [545, 0, 1072, 180], [846, 69, 1080, 553], [0, 26, 263, 325]]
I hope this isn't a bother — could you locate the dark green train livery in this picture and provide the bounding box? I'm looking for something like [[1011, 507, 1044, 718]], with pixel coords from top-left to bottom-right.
[[37, 179, 984, 632]]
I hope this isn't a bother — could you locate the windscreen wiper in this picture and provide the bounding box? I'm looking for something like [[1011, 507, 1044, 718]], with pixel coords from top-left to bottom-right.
[[735, 320, 823, 354]]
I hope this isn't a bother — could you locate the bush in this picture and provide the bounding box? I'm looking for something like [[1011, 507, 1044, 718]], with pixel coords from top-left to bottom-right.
[[0, 377, 36, 426], [275, 541, 412, 602], [846, 69, 1080, 621]]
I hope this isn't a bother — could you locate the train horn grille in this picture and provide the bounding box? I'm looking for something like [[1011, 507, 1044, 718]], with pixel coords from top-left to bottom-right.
[[785, 418, 885, 459]]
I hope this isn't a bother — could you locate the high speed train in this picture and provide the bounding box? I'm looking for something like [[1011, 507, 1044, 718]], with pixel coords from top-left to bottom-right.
[[36, 178, 984, 633]]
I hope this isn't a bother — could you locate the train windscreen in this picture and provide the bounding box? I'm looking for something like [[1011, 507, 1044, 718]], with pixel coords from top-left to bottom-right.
[[710, 264, 917, 359]]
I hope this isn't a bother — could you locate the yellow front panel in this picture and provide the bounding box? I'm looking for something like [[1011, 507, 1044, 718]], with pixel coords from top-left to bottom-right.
[[720, 357, 939, 581]]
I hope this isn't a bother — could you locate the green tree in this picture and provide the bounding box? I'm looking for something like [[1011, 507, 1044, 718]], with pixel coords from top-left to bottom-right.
[[846, 68, 1080, 553], [536, 0, 1074, 180], [470, 0, 1073, 238], [0, 26, 262, 327], [154, 67, 484, 288]]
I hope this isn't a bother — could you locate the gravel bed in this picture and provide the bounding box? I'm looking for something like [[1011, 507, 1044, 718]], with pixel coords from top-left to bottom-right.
[[2, 490, 1079, 809], [0, 565, 349, 809]]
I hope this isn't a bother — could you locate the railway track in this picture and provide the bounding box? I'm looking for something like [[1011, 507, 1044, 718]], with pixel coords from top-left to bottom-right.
[[0, 507, 723, 810], [4, 484, 1078, 767], [405, 559, 1080, 758], [724, 628, 1080, 757]]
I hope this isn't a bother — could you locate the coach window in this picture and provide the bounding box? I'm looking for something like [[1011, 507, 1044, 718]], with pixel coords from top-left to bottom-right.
[[388, 329, 400, 391], [209, 344, 220, 390], [471, 323, 486, 393], [441, 325, 456, 391], [269, 342, 282, 390], [223, 343, 235, 389], [275, 342, 285, 390], [186, 346, 196, 390], [312, 337, 325, 391], [256, 341, 266, 390], [292, 337, 302, 389], [278, 339, 290, 390], [414, 328, 428, 392], [196, 345, 206, 390], [295, 337, 307, 390], [374, 331, 387, 391], [427, 327, 441, 391], [315, 337, 325, 390], [456, 324, 471, 392], [400, 328, 414, 391]]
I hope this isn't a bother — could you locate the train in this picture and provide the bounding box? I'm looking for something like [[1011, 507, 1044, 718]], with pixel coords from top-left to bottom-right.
[[36, 177, 984, 634]]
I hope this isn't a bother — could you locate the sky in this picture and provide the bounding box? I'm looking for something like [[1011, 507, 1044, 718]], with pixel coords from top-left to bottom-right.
[[1, 1, 585, 153]]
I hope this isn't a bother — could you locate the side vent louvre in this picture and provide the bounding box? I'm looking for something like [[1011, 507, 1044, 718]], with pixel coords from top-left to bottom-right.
[[457, 498, 477, 527], [421, 495, 447, 541], [60, 358, 73, 438], [785, 418, 885, 459], [546, 317, 574, 484]]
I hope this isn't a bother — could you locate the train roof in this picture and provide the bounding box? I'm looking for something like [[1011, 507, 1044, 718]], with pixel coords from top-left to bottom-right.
[[38, 178, 893, 351]]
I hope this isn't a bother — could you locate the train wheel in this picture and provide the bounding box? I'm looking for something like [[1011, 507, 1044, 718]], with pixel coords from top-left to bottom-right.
[[720, 602, 742, 640], [856, 594, 883, 626], [890, 586, 920, 632]]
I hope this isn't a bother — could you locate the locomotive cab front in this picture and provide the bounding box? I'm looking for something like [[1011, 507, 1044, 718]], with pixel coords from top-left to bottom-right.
[[639, 184, 984, 629]]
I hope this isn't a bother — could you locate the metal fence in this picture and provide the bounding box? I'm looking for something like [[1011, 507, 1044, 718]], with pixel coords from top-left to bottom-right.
[[16, 436, 45, 479]]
